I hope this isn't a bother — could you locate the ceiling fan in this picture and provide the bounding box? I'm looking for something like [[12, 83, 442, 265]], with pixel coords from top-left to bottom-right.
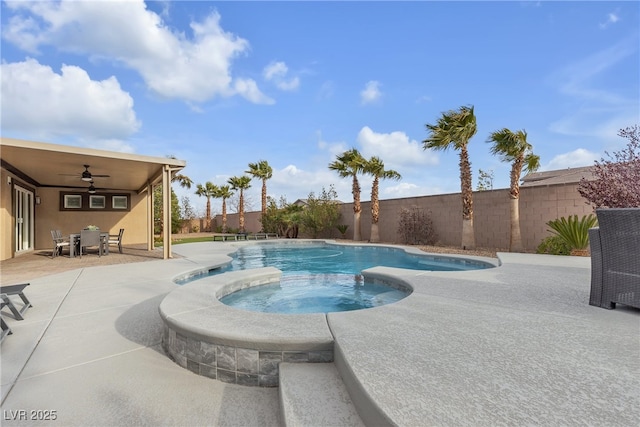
[[60, 165, 110, 181], [80, 165, 110, 182]]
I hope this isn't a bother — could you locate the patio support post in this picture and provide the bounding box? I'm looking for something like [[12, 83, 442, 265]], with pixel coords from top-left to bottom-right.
[[162, 165, 172, 259], [147, 180, 154, 251]]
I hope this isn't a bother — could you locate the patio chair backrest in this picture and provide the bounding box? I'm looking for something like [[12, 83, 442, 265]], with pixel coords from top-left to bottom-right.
[[51, 230, 64, 243], [80, 230, 101, 247]]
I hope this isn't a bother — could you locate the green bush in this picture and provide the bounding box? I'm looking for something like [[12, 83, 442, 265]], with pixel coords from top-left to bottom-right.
[[536, 235, 571, 256], [300, 186, 341, 238], [546, 214, 597, 253], [336, 224, 349, 238]]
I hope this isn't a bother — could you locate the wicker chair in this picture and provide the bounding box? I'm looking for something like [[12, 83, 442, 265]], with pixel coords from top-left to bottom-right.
[[589, 208, 640, 309]]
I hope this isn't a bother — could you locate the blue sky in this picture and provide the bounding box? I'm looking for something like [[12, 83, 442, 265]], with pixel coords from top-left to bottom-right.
[[1, 1, 638, 216]]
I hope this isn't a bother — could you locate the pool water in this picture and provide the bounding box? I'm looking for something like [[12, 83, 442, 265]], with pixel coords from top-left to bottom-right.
[[225, 242, 490, 274], [220, 273, 407, 314], [211, 243, 492, 314]]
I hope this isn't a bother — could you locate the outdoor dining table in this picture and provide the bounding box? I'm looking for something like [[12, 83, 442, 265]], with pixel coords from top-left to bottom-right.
[[69, 231, 109, 258]]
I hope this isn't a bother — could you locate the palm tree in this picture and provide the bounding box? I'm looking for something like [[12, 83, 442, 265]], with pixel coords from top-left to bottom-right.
[[195, 182, 218, 231], [246, 160, 273, 227], [423, 105, 477, 249], [227, 175, 252, 233], [487, 128, 540, 251], [328, 148, 366, 241], [167, 155, 193, 189], [215, 185, 233, 233], [363, 156, 401, 243]]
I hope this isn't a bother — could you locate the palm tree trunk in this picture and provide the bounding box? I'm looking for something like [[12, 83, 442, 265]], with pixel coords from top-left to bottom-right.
[[262, 180, 267, 214], [222, 199, 227, 232], [509, 197, 523, 251], [370, 223, 380, 243], [239, 191, 245, 233], [370, 177, 380, 243], [459, 146, 475, 249], [353, 176, 362, 241], [206, 197, 211, 232], [461, 218, 475, 250], [509, 159, 523, 251]]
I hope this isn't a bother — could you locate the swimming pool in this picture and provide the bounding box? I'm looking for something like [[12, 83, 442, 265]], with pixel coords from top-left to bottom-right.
[[161, 241, 497, 386], [206, 242, 494, 314], [225, 242, 491, 274]]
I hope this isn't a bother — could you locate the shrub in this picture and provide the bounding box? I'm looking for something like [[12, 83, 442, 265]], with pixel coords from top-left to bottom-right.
[[336, 224, 349, 238], [300, 186, 342, 238], [397, 207, 437, 245], [546, 214, 597, 255], [536, 235, 571, 256], [578, 125, 640, 208]]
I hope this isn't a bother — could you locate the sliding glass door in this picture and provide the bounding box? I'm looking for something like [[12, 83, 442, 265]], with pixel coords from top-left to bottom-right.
[[14, 185, 35, 254]]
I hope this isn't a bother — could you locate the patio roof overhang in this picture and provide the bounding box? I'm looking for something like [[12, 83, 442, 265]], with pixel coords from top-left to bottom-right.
[[0, 137, 185, 194], [0, 137, 186, 259]]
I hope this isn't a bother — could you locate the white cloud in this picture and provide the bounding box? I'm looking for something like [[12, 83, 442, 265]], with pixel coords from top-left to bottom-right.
[[234, 78, 275, 105], [317, 81, 335, 100], [357, 126, 439, 170], [599, 11, 620, 29], [270, 165, 348, 201], [263, 61, 300, 91], [548, 35, 638, 142], [382, 182, 446, 199], [554, 37, 636, 104], [0, 58, 140, 140], [2, 0, 270, 104], [543, 148, 598, 170], [360, 80, 382, 105], [90, 139, 136, 153], [317, 131, 348, 158]]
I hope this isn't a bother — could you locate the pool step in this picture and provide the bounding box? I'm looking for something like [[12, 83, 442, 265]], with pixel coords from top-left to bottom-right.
[[279, 362, 365, 427]]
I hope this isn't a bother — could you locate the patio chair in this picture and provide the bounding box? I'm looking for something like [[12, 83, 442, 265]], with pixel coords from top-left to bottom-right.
[[1, 283, 32, 321], [51, 229, 71, 258], [1, 315, 12, 343], [589, 208, 640, 309], [80, 229, 103, 258], [108, 228, 125, 254]]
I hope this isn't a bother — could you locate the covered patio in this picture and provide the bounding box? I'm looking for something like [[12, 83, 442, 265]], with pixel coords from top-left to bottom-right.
[[0, 137, 186, 261]]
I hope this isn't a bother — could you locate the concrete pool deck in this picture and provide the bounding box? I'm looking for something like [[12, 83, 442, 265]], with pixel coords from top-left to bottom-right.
[[1, 241, 638, 426]]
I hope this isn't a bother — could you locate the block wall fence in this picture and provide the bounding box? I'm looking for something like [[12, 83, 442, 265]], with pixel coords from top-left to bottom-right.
[[208, 183, 594, 252]]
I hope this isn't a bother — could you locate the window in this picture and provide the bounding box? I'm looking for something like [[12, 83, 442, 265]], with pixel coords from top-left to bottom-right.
[[60, 192, 130, 211], [64, 194, 82, 209], [89, 195, 106, 209], [112, 195, 128, 209]]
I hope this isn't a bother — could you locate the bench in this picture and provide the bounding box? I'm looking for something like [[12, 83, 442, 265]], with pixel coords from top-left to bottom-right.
[[247, 233, 279, 240], [1, 283, 32, 320], [212, 233, 248, 242]]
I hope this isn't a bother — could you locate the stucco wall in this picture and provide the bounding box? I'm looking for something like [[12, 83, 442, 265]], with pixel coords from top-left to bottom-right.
[[213, 183, 594, 252], [33, 188, 150, 250], [0, 169, 16, 260]]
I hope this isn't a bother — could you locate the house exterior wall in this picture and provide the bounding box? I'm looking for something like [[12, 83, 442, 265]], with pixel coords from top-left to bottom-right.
[[0, 169, 16, 260], [213, 182, 594, 252], [33, 188, 150, 250], [1, 165, 151, 260]]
